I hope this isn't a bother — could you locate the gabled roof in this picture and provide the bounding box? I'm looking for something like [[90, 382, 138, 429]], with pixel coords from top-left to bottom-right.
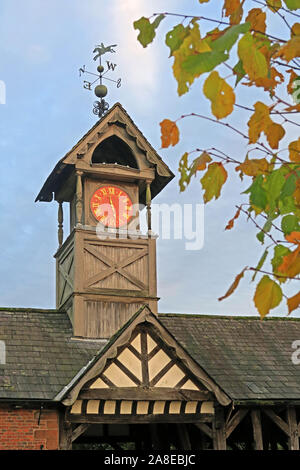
[[35, 102, 174, 203], [1, 307, 300, 404], [159, 314, 300, 403]]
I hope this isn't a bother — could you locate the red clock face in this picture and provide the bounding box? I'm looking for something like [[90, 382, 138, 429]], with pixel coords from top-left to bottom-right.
[[90, 185, 133, 228]]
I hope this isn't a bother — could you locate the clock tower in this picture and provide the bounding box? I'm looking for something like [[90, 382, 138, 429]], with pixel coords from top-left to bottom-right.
[[36, 103, 174, 338]]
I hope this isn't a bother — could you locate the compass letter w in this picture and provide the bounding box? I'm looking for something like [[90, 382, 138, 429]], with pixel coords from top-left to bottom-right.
[[106, 61, 117, 71]]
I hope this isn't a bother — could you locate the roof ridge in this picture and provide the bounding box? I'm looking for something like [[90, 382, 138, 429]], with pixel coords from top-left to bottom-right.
[[0, 307, 64, 313], [158, 313, 300, 321]]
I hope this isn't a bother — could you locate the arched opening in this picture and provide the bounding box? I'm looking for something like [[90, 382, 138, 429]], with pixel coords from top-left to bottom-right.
[[91, 136, 138, 169]]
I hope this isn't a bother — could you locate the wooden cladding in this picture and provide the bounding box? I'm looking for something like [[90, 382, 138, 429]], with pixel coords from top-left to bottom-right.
[[55, 228, 158, 338]]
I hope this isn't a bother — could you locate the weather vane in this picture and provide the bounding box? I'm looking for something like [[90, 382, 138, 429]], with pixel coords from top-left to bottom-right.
[[79, 43, 121, 119]]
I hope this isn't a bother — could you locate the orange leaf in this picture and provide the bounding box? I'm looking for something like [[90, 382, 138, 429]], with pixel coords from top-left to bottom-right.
[[225, 207, 241, 230], [287, 291, 300, 315], [247, 101, 285, 149], [278, 245, 300, 278], [285, 231, 300, 244], [235, 155, 269, 176], [289, 138, 300, 163], [246, 8, 266, 34], [275, 36, 300, 62], [160, 119, 180, 148], [218, 267, 247, 301]]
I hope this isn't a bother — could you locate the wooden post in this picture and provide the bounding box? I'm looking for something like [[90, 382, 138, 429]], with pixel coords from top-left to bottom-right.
[[58, 201, 64, 247], [59, 413, 72, 450], [213, 407, 227, 450], [146, 181, 152, 235], [251, 409, 263, 450], [76, 171, 83, 225], [287, 406, 299, 450]]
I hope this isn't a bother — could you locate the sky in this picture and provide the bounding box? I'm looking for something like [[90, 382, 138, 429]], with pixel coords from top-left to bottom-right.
[[0, 0, 299, 317]]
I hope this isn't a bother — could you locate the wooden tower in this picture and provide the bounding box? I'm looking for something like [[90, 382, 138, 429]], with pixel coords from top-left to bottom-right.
[[36, 103, 174, 339]]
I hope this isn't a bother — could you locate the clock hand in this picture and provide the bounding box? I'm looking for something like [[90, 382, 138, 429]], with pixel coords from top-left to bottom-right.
[[109, 196, 117, 221]]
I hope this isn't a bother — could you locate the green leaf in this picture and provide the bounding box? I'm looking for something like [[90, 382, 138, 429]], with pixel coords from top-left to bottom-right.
[[281, 214, 300, 235], [166, 24, 189, 56], [133, 15, 165, 48], [233, 59, 246, 85], [252, 249, 269, 281], [265, 168, 286, 211], [212, 23, 250, 54], [178, 152, 189, 192], [246, 175, 268, 210], [182, 50, 228, 76], [283, 0, 299, 10], [257, 231, 265, 244], [238, 32, 268, 81], [280, 173, 297, 199]]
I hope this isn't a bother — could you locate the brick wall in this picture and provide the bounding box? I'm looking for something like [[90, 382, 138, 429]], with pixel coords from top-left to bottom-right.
[[0, 406, 60, 450]]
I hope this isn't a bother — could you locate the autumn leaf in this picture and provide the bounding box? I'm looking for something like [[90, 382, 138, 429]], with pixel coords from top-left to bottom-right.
[[165, 24, 189, 56], [225, 206, 241, 230], [266, 0, 282, 12], [278, 244, 300, 278], [223, 0, 243, 25], [285, 231, 300, 244], [133, 15, 165, 48], [254, 275, 283, 319], [246, 8, 266, 34], [275, 36, 300, 62], [190, 152, 212, 173], [287, 291, 300, 315], [160, 119, 180, 148], [251, 249, 269, 281], [289, 138, 300, 162], [248, 101, 285, 149], [238, 33, 268, 82], [203, 71, 235, 119], [235, 155, 270, 176], [200, 162, 228, 202], [218, 267, 247, 301]]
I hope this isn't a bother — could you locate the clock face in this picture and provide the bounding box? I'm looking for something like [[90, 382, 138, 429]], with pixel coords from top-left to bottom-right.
[[90, 185, 133, 228]]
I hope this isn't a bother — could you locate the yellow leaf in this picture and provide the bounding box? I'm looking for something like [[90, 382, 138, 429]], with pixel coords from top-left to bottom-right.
[[287, 291, 300, 315], [160, 119, 179, 148], [254, 275, 283, 319], [191, 152, 212, 173], [235, 155, 270, 176], [218, 267, 247, 301], [289, 138, 300, 162], [246, 8, 266, 34], [266, 0, 282, 12], [292, 23, 300, 36], [203, 71, 235, 119], [200, 162, 228, 202], [247, 101, 285, 149]]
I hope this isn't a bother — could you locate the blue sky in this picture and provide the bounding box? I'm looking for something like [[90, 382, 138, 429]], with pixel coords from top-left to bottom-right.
[[0, 0, 298, 317]]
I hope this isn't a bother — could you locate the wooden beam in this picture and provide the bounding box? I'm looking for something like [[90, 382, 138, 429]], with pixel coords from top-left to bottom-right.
[[226, 409, 248, 439], [79, 388, 213, 401], [59, 413, 72, 450], [287, 406, 299, 450], [58, 202, 64, 247], [71, 423, 90, 443], [195, 422, 213, 439], [263, 409, 289, 436], [176, 423, 192, 450], [251, 409, 263, 450], [67, 413, 214, 425], [213, 408, 226, 450]]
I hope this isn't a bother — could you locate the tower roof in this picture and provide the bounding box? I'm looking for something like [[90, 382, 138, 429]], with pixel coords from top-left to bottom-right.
[[35, 102, 174, 204]]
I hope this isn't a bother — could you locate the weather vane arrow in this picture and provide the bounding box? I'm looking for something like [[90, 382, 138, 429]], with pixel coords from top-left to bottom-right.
[[79, 42, 122, 119]]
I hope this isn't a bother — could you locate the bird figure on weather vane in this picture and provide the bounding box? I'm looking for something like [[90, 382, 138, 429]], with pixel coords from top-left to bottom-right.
[[79, 42, 121, 119]]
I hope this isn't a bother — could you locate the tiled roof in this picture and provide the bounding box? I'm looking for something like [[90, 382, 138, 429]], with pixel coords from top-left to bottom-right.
[[159, 314, 300, 402], [0, 309, 105, 400], [1, 308, 300, 403]]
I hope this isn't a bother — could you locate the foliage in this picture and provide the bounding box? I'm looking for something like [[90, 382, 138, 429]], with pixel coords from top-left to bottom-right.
[[134, 0, 300, 318]]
